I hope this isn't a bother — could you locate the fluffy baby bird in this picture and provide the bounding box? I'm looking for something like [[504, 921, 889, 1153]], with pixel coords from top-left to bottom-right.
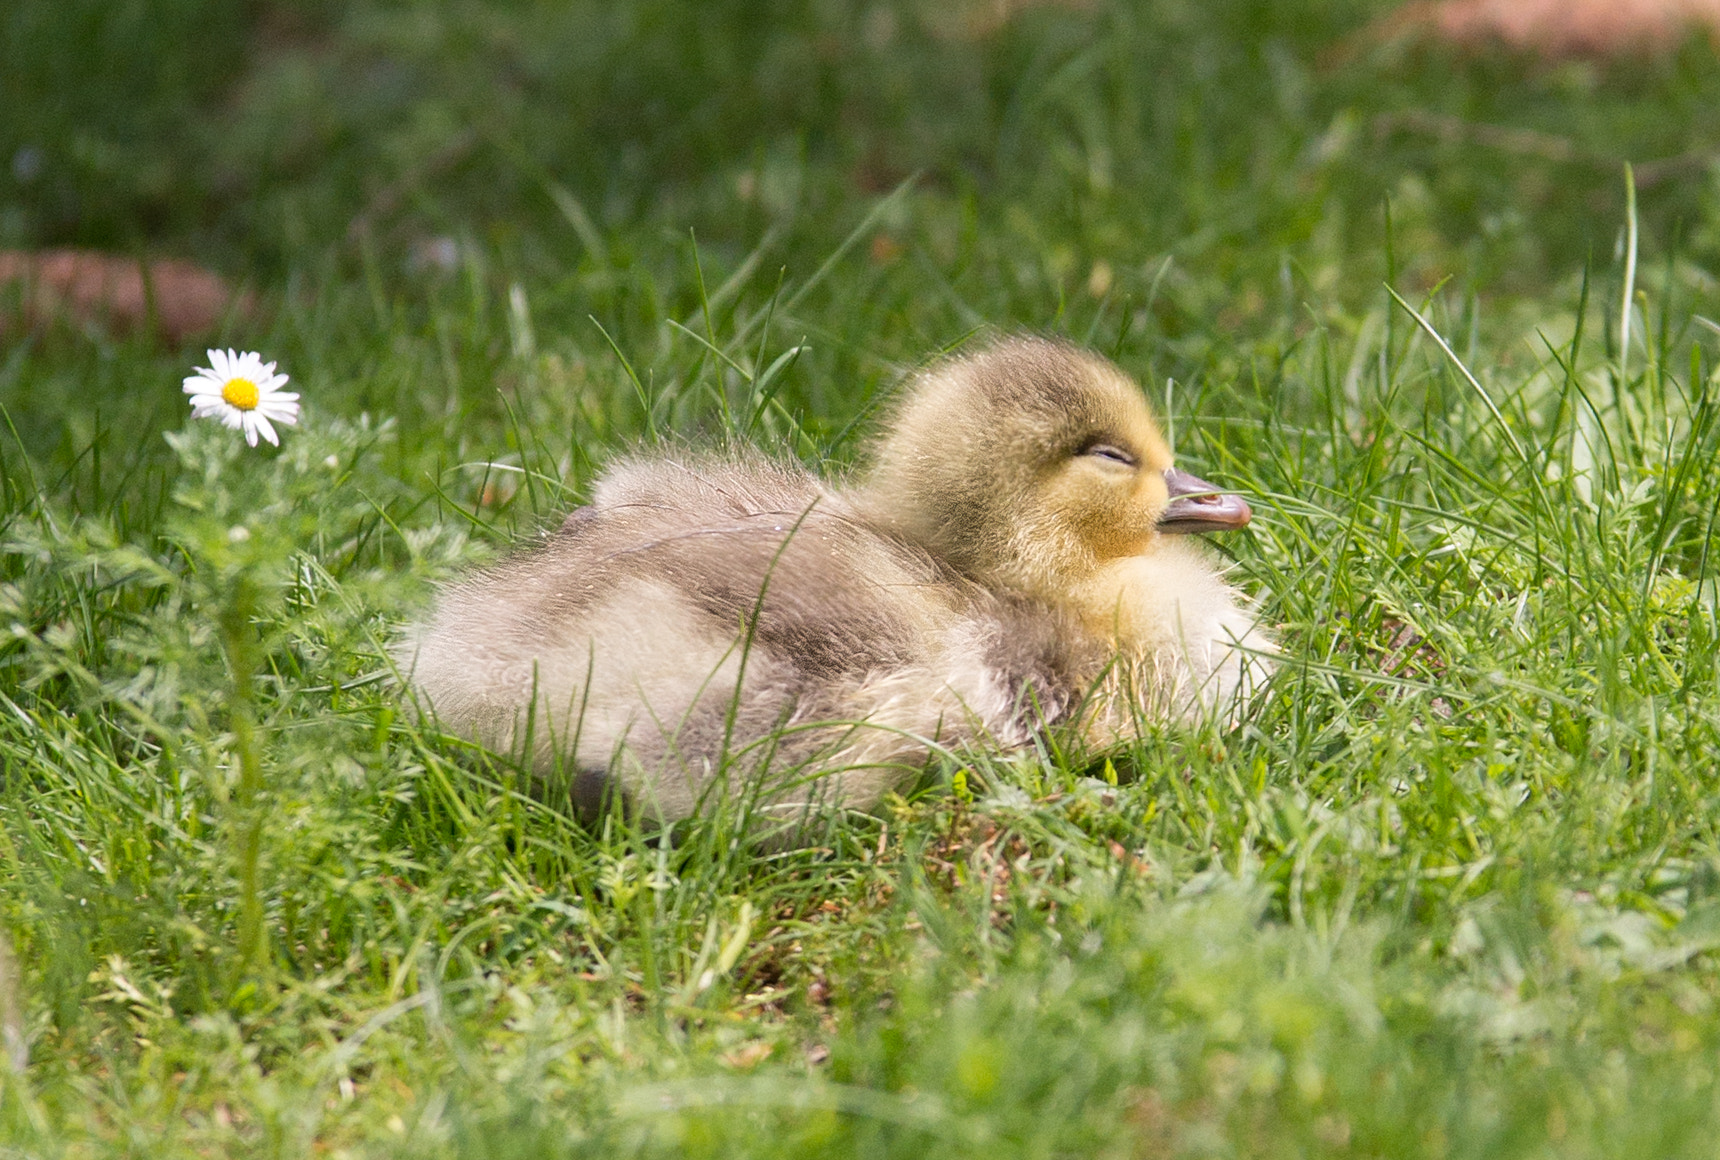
[[401, 336, 1269, 828]]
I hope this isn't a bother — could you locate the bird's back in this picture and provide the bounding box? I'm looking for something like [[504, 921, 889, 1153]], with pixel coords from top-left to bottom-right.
[[403, 455, 1049, 823]]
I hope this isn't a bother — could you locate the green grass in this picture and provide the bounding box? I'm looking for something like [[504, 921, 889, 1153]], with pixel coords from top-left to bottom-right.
[[8, 1, 1720, 1155]]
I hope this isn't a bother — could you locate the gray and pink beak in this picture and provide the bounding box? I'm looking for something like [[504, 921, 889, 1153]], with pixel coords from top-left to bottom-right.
[[1158, 467, 1252, 534]]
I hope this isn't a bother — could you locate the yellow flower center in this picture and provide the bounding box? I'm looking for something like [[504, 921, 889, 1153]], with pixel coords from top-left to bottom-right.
[[222, 378, 260, 410]]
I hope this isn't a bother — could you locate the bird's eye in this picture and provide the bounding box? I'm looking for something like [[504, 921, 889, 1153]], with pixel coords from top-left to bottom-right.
[[1084, 443, 1137, 467]]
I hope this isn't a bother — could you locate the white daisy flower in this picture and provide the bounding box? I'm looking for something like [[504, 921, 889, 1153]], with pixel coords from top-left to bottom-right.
[[182, 349, 300, 447]]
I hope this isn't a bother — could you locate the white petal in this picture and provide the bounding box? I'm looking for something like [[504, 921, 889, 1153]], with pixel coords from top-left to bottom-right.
[[257, 404, 299, 426], [251, 413, 279, 446]]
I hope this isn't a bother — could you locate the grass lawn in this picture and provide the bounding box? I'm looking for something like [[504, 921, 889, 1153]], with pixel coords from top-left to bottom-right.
[[8, 1, 1720, 1155]]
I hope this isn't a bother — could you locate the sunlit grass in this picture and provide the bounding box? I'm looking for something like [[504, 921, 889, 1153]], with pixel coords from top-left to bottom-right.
[[8, 1, 1720, 1156]]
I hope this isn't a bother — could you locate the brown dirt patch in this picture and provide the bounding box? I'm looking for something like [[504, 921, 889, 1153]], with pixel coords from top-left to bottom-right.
[[1379, 0, 1720, 60], [0, 249, 256, 345]]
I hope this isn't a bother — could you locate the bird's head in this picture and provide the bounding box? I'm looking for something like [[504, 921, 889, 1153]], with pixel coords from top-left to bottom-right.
[[860, 336, 1251, 599]]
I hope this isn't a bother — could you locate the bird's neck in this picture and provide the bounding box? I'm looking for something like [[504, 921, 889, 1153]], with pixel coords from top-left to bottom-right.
[[1063, 548, 1220, 653]]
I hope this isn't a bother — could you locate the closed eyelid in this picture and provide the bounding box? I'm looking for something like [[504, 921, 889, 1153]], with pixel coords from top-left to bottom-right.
[[1082, 442, 1138, 467]]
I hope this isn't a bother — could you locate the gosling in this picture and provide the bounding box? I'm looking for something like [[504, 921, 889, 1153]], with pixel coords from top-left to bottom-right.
[[400, 336, 1270, 827]]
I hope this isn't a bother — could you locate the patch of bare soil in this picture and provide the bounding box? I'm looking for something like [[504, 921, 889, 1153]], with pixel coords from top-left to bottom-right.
[[1379, 0, 1720, 60], [0, 249, 256, 345]]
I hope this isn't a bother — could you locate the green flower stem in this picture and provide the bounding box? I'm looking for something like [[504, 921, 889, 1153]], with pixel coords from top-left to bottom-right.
[[217, 574, 268, 994]]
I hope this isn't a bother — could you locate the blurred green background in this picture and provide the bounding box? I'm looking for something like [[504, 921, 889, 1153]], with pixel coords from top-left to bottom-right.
[[7, 0, 1720, 298]]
